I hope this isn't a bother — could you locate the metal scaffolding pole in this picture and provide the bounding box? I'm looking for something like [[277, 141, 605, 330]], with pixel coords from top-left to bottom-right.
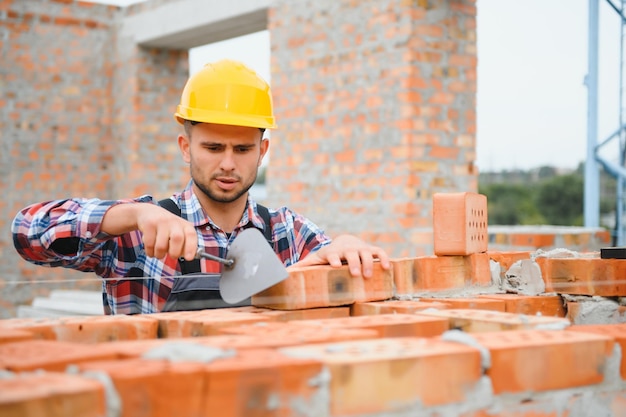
[[585, 0, 600, 228], [587, 0, 626, 245], [617, 0, 625, 245]]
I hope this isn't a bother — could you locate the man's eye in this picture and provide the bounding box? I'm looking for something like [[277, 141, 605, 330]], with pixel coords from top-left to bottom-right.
[[235, 147, 253, 153]]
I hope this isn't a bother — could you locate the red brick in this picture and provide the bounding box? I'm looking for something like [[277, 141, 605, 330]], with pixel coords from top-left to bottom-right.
[[252, 263, 392, 310], [509, 233, 555, 249], [203, 348, 324, 417], [279, 337, 482, 415], [394, 255, 490, 296], [228, 305, 351, 321], [417, 309, 570, 333], [468, 330, 613, 393], [395, 254, 492, 295], [94, 336, 247, 359], [253, 265, 351, 309], [536, 257, 626, 296], [351, 299, 451, 316], [78, 358, 206, 417], [0, 317, 61, 340], [478, 294, 566, 317], [433, 192, 488, 255], [0, 315, 159, 342], [420, 297, 506, 311], [353, 263, 394, 303], [414, 255, 467, 291], [214, 320, 380, 342], [148, 310, 270, 338], [53, 315, 158, 342], [0, 327, 34, 344], [0, 340, 117, 372], [54, 16, 83, 26], [567, 323, 626, 379], [390, 257, 418, 296], [0, 372, 106, 417], [296, 313, 449, 338], [468, 252, 493, 286], [488, 251, 533, 275]]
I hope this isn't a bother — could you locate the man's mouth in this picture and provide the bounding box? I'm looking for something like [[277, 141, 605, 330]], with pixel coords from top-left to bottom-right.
[[215, 176, 238, 190]]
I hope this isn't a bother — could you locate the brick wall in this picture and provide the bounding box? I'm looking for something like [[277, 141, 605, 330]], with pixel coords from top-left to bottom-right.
[[267, 0, 478, 257], [0, 0, 189, 318], [1, 0, 479, 317], [2, 253, 626, 416]]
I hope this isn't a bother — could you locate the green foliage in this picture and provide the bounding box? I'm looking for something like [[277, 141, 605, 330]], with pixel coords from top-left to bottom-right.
[[479, 165, 615, 226], [478, 183, 546, 225], [535, 174, 584, 226]]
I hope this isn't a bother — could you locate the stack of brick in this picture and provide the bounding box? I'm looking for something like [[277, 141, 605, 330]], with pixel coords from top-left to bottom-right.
[[1, 192, 626, 416]]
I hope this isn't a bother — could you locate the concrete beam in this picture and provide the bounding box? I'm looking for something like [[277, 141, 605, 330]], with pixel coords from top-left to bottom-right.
[[122, 0, 271, 50]]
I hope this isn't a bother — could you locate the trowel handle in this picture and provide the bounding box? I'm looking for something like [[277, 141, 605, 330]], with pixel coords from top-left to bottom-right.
[[195, 249, 235, 268]]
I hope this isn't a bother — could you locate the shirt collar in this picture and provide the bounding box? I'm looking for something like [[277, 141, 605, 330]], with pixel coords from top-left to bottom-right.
[[175, 180, 266, 232]]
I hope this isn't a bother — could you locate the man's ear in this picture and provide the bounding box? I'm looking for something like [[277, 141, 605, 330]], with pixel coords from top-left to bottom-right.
[[259, 138, 269, 167], [178, 134, 191, 163]]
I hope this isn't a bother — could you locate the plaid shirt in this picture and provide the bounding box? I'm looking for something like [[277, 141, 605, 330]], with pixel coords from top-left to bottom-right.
[[12, 181, 331, 315]]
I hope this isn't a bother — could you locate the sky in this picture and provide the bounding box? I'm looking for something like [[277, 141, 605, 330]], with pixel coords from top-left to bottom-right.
[[91, 0, 623, 172]]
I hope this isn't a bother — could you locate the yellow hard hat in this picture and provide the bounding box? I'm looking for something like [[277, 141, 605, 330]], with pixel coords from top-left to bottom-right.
[[174, 59, 276, 129]]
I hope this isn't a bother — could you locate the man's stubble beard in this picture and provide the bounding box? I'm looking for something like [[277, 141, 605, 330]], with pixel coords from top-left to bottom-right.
[[191, 163, 258, 204]]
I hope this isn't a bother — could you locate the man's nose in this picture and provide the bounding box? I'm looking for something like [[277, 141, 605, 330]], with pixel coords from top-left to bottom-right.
[[219, 149, 236, 170]]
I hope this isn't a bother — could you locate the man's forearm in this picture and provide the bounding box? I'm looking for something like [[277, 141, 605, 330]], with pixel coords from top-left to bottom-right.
[[101, 203, 142, 236]]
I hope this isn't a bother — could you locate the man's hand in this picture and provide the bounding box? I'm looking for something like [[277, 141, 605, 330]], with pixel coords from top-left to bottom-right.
[[102, 203, 198, 261], [292, 234, 390, 278]]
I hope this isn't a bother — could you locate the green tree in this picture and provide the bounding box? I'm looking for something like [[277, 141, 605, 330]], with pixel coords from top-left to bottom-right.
[[537, 165, 557, 180], [535, 173, 584, 226], [479, 163, 616, 226], [478, 183, 545, 225]]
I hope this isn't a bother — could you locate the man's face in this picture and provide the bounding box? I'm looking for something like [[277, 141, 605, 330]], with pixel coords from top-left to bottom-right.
[[179, 122, 268, 205]]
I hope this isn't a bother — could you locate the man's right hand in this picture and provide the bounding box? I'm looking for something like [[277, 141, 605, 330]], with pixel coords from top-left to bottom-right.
[[102, 203, 198, 261]]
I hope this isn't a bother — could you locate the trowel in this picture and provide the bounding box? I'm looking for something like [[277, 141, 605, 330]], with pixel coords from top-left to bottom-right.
[[195, 228, 289, 304]]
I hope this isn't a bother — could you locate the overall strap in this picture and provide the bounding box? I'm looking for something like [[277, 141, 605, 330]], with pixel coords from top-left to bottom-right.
[[254, 203, 273, 243], [158, 198, 181, 217]]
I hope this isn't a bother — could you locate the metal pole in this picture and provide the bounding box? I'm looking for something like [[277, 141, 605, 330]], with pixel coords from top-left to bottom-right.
[[617, 0, 626, 245], [585, 0, 600, 228]]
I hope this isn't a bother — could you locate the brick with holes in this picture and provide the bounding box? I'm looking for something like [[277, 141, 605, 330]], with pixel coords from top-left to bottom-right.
[[433, 192, 488, 256]]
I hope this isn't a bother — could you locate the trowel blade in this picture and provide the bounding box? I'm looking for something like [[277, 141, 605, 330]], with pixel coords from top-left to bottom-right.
[[219, 228, 289, 304]]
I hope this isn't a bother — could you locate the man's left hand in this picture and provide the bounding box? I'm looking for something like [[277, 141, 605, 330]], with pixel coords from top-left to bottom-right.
[[292, 234, 390, 278]]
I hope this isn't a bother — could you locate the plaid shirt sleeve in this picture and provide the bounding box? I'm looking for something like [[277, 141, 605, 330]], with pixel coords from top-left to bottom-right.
[[267, 205, 332, 266], [11, 196, 155, 278]]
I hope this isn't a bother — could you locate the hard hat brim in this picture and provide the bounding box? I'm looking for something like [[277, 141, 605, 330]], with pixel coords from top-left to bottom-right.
[[174, 106, 277, 129]]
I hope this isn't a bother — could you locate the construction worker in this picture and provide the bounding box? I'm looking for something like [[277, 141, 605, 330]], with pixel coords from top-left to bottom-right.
[[11, 59, 390, 315]]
